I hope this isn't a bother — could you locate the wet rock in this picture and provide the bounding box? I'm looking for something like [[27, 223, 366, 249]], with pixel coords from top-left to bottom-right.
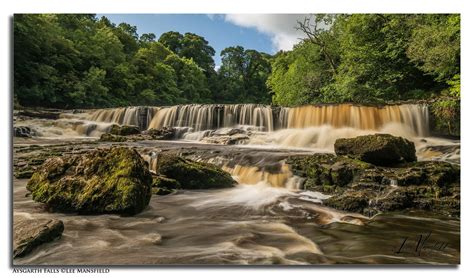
[[152, 175, 181, 189], [152, 153, 236, 189], [14, 169, 34, 179], [99, 127, 176, 142], [334, 134, 417, 166], [13, 219, 64, 258], [197, 128, 250, 145], [14, 126, 36, 138], [323, 191, 371, 214], [143, 127, 175, 140], [18, 110, 60, 119], [99, 133, 127, 142], [200, 133, 250, 145], [151, 175, 180, 195], [26, 147, 152, 215], [109, 124, 141, 136], [288, 154, 372, 189], [288, 153, 460, 217]]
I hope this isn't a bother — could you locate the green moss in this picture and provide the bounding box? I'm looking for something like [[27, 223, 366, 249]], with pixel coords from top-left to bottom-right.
[[99, 133, 127, 142], [324, 191, 370, 213], [335, 134, 417, 166], [109, 125, 141, 136], [153, 154, 236, 189], [26, 147, 152, 215]]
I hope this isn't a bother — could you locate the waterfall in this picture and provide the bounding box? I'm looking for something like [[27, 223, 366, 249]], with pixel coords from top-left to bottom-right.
[[88, 107, 157, 130], [147, 104, 274, 131], [284, 104, 429, 137], [86, 103, 430, 137], [222, 164, 300, 189]]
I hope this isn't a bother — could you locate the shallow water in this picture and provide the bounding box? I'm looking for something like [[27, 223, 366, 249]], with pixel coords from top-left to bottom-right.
[[13, 179, 460, 265]]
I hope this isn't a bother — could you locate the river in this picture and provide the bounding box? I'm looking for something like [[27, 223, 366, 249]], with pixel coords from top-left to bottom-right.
[[13, 103, 460, 265]]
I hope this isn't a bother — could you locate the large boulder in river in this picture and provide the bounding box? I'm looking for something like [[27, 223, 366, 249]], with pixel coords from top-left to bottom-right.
[[152, 153, 236, 189], [14, 218, 64, 258], [334, 134, 417, 166], [26, 147, 152, 215]]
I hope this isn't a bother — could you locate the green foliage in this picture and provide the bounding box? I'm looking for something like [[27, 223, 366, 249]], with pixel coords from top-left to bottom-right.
[[407, 15, 460, 83], [12, 15, 207, 108], [14, 14, 460, 109], [268, 41, 334, 106], [217, 46, 272, 103], [431, 97, 460, 137], [159, 31, 216, 75], [269, 14, 460, 106]]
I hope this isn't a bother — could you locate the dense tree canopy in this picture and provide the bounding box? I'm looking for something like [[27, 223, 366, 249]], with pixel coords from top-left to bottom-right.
[[14, 14, 460, 109], [216, 46, 272, 103], [15, 15, 220, 108], [269, 14, 460, 106]]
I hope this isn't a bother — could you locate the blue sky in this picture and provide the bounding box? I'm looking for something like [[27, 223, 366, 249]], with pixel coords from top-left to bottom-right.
[[97, 14, 308, 68]]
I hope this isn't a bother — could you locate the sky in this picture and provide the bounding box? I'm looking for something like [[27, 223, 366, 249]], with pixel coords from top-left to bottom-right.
[[98, 14, 310, 68]]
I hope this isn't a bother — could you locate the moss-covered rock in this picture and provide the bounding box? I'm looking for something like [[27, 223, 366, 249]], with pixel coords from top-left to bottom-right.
[[288, 153, 459, 217], [152, 175, 181, 189], [288, 154, 372, 191], [26, 147, 152, 215], [334, 134, 417, 166], [99, 133, 127, 142], [152, 153, 236, 189], [151, 175, 180, 195], [323, 191, 371, 214], [109, 124, 141, 136], [143, 127, 176, 140]]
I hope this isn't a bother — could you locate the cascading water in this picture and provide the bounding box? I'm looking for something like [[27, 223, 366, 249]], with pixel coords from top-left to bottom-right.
[[285, 104, 429, 137], [85, 103, 430, 136], [44, 102, 438, 154], [147, 104, 275, 131]]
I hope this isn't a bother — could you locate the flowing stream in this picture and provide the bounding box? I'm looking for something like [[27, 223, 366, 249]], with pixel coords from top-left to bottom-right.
[[13, 103, 460, 264]]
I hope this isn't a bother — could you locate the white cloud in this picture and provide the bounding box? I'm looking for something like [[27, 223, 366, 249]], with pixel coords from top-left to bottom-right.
[[223, 14, 311, 52]]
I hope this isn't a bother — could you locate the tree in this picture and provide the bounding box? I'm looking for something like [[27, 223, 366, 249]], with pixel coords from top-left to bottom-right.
[[158, 31, 184, 53], [159, 31, 216, 75], [217, 46, 272, 103], [407, 14, 460, 95], [164, 54, 211, 103], [268, 41, 333, 106]]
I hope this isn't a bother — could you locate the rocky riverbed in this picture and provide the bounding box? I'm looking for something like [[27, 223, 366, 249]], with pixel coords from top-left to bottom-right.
[[13, 134, 460, 265]]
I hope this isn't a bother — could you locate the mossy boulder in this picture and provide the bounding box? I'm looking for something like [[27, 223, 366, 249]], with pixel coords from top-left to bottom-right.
[[26, 147, 152, 215], [334, 134, 417, 166], [109, 124, 141, 136], [152, 154, 236, 189], [287, 154, 372, 191]]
